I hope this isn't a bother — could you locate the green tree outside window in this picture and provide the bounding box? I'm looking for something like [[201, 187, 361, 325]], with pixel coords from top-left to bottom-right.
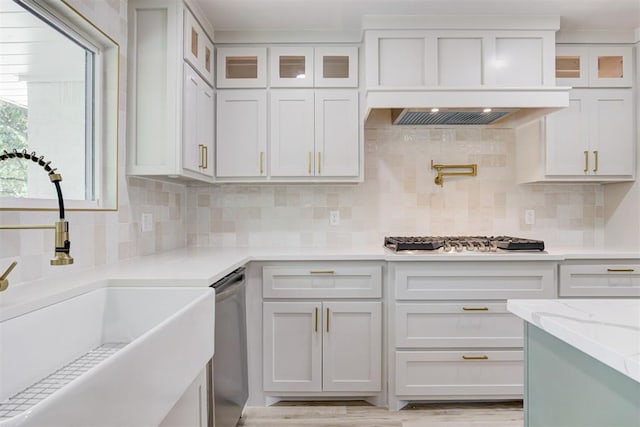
[[0, 100, 28, 197]]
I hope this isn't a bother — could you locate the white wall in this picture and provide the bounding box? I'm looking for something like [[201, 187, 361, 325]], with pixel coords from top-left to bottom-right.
[[0, 0, 188, 286]]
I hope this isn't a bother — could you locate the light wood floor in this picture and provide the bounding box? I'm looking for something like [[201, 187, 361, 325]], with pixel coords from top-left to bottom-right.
[[238, 401, 523, 427]]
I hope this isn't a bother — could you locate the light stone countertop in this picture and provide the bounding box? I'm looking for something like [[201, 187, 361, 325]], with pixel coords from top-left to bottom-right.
[[507, 299, 640, 383], [1, 245, 638, 321]]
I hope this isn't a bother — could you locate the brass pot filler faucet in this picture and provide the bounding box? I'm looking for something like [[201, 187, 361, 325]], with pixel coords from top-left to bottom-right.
[[0, 149, 74, 291]]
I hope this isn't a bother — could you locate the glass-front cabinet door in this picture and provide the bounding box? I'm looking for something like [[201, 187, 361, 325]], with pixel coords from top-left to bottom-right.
[[216, 47, 267, 88], [314, 47, 358, 87], [555, 45, 632, 87], [587, 46, 632, 87], [270, 47, 314, 87]]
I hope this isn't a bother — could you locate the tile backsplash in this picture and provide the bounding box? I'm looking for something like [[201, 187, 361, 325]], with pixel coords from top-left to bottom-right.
[[188, 110, 604, 249]]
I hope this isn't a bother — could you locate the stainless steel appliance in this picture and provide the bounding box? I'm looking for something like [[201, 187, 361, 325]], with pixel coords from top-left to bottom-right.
[[384, 235, 545, 252], [208, 267, 248, 427]]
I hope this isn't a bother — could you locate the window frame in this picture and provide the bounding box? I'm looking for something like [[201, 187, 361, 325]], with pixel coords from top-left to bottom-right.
[[0, 0, 119, 212]]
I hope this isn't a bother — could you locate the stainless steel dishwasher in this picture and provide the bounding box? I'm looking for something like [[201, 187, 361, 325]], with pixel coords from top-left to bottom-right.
[[207, 267, 248, 427]]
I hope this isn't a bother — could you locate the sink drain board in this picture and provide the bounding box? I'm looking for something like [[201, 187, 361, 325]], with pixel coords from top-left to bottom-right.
[[0, 342, 127, 419]]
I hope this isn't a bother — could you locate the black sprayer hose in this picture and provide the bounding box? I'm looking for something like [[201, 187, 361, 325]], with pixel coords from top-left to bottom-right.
[[53, 180, 65, 220]]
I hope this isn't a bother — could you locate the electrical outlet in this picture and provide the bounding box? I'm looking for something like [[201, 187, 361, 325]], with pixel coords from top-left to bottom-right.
[[141, 213, 153, 232], [525, 209, 535, 225], [329, 210, 340, 226]]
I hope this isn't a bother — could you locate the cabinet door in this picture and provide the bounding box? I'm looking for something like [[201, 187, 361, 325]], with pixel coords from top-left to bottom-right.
[[314, 90, 359, 177], [216, 90, 267, 178], [182, 63, 212, 177], [159, 368, 208, 427], [395, 350, 523, 397], [545, 91, 589, 176], [588, 47, 633, 87], [322, 301, 381, 392], [183, 8, 213, 85], [555, 45, 589, 87], [270, 47, 314, 87], [197, 78, 214, 177], [270, 90, 315, 177], [217, 47, 267, 88], [314, 47, 358, 87], [263, 302, 322, 392], [590, 89, 634, 176]]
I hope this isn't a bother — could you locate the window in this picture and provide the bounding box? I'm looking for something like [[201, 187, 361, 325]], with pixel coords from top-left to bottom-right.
[[0, 0, 118, 210]]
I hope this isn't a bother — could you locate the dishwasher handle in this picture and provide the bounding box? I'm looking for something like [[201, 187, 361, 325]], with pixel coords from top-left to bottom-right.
[[211, 267, 245, 299]]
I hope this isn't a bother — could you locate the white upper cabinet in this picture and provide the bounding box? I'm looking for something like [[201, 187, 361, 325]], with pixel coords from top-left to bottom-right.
[[270, 90, 315, 176], [182, 63, 213, 177], [183, 8, 213, 85], [127, 0, 215, 183], [546, 89, 634, 178], [314, 47, 358, 87], [270, 90, 359, 179], [556, 45, 633, 87], [366, 29, 556, 88], [270, 47, 314, 87], [216, 90, 267, 178], [314, 90, 359, 177], [516, 88, 635, 183], [269, 46, 358, 88], [217, 47, 267, 88]]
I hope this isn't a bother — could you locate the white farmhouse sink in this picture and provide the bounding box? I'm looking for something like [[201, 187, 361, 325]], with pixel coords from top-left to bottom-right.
[[0, 286, 215, 427]]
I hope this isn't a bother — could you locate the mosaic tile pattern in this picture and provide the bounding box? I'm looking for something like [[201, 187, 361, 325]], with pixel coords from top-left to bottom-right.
[[0, 343, 127, 420]]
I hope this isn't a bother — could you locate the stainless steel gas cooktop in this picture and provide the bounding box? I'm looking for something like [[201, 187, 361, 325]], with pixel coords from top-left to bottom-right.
[[384, 235, 545, 252]]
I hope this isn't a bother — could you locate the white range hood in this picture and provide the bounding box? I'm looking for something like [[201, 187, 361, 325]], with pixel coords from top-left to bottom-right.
[[363, 15, 571, 127], [366, 86, 571, 127]]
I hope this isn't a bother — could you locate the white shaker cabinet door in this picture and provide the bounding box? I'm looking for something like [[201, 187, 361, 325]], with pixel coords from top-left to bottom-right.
[[322, 301, 382, 392], [216, 90, 267, 178], [314, 90, 359, 177], [263, 302, 322, 392], [545, 95, 589, 176], [182, 63, 213, 177], [270, 90, 315, 177], [590, 89, 634, 176]]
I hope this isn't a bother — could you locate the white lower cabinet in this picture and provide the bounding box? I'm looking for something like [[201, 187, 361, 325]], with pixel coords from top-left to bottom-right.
[[263, 301, 381, 393], [390, 262, 556, 406], [559, 260, 640, 297], [159, 367, 208, 427], [260, 262, 383, 398], [395, 350, 523, 397]]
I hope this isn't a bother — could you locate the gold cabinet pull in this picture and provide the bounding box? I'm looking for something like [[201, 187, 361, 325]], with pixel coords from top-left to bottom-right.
[[314, 307, 318, 332], [259, 151, 264, 175], [203, 145, 208, 169], [310, 270, 335, 275], [463, 307, 489, 311], [326, 307, 330, 332], [462, 355, 489, 360], [583, 150, 589, 173], [593, 150, 598, 173], [317, 152, 321, 175], [198, 144, 205, 168], [308, 152, 312, 175], [607, 268, 635, 272]]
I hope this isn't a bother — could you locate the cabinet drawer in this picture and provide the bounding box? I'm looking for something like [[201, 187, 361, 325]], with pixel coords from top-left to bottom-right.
[[263, 265, 382, 298], [395, 350, 523, 397], [393, 262, 556, 300], [559, 262, 640, 297], [395, 303, 523, 348]]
